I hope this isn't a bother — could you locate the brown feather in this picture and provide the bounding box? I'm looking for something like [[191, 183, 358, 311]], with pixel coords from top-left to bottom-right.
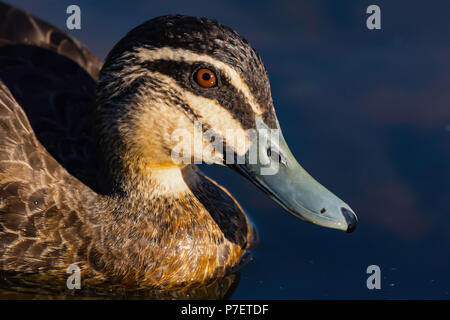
[[0, 4, 257, 295]]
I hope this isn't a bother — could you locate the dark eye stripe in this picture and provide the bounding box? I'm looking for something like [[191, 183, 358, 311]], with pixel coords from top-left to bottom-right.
[[139, 59, 257, 129]]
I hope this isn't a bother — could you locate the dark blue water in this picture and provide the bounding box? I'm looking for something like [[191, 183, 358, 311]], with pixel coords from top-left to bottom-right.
[[10, 0, 450, 299]]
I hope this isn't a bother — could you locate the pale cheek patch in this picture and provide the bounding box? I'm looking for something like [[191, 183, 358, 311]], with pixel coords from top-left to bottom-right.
[[126, 72, 251, 167], [182, 90, 251, 157], [147, 166, 190, 196]]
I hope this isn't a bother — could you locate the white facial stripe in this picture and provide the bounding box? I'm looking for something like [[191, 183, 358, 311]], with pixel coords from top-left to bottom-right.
[[128, 47, 263, 116]]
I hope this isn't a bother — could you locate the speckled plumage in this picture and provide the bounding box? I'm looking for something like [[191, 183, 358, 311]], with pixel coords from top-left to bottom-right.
[[0, 3, 271, 293]]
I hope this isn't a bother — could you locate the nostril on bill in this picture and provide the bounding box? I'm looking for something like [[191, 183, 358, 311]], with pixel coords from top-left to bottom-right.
[[341, 207, 357, 233]]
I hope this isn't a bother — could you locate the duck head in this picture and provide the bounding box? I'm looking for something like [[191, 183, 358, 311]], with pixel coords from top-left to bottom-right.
[[95, 15, 357, 233]]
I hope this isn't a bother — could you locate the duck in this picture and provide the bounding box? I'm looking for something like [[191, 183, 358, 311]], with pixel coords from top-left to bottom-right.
[[0, 3, 357, 291]]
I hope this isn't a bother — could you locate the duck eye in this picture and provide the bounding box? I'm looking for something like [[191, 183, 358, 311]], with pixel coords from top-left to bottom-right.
[[195, 68, 217, 88]]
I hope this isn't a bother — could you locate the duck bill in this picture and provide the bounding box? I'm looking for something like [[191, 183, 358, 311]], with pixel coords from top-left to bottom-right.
[[229, 116, 357, 233]]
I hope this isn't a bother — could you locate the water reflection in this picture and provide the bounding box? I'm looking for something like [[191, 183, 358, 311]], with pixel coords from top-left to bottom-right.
[[0, 270, 240, 299]]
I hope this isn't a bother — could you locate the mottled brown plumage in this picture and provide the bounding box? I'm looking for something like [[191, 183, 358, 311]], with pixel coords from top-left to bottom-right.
[[0, 3, 264, 295]]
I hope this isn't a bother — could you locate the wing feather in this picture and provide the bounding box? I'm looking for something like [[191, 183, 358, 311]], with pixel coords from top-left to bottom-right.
[[0, 3, 105, 193], [0, 4, 100, 273]]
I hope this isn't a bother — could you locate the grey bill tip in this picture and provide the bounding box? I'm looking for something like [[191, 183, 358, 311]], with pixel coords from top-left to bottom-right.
[[341, 207, 358, 233]]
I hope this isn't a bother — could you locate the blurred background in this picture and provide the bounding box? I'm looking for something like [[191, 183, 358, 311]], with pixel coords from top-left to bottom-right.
[[9, 0, 450, 298]]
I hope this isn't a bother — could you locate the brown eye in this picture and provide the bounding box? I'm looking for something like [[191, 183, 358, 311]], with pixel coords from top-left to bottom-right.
[[195, 68, 217, 88]]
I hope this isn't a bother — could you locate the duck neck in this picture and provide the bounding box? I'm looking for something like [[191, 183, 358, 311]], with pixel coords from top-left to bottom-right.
[[91, 164, 252, 288], [93, 93, 252, 286]]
